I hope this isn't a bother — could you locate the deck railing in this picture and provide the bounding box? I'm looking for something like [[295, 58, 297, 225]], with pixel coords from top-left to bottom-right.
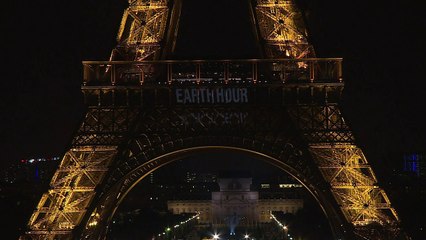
[[82, 58, 342, 86]]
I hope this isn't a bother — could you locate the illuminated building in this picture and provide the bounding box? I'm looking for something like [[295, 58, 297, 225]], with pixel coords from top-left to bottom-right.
[[186, 172, 217, 183], [167, 177, 303, 227], [403, 153, 425, 177], [1, 157, 60, 184]]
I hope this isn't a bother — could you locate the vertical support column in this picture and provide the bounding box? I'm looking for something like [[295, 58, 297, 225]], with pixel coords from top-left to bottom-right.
[[196, 63, 201, 84], [224, 62, 229, 83], [309, 61, 315, 82], [337, 60, 343, 82], [167, 63, 173, 84], [252, 62, 258, 83], [111, 63, 116, 85]]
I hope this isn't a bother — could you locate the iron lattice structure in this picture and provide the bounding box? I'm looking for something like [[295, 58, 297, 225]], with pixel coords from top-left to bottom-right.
[[255, 0, 314, 58], [22, 0, 406, 240], [26, 147, 118, 234], [111, 0, 182, 61]]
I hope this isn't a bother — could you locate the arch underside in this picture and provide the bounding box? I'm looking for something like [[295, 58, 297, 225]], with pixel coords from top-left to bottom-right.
[[23, 103, 403, 240], [79, 105, 348, 239]]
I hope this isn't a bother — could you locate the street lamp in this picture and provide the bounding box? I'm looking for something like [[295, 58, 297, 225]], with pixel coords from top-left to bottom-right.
[[244, 234, 249, 239], [283, 226, 288, 240], [213, 233, 219, 240]]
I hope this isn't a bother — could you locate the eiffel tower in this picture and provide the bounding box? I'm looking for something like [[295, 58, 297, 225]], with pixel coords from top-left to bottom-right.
[[21, 0, 407, 239]]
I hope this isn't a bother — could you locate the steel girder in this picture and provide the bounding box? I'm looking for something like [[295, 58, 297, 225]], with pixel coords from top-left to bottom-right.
[[78, 105, 349, 239], [113, 0, 170, 61], [254, 0, 315, 59], [22, 85, 404, 240], [23, 147, 117, 240], [287, 104, 402, 239], [72, 107, 139, 146], [22, 103, 140, 239], [310, 145, 401, 237]]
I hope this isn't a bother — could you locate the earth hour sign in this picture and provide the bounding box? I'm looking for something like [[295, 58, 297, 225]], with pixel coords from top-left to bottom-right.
[[175, 87, 248, 104]]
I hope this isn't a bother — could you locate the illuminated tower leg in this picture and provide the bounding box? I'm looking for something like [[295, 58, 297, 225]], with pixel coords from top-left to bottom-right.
[[22, 104, 139, 239], [112, 0, 181, 61], [288, 103, 402, 239], [23, 0, 180, 237], [254, 0, 315, 59], [24, 147, 117, 239]]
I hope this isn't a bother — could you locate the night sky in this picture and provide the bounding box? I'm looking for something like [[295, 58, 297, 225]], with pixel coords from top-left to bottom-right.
[[1, 0, 426, 180]]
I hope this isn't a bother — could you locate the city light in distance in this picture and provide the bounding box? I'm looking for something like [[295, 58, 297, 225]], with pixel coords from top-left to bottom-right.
[[155, 213, 200, 238]]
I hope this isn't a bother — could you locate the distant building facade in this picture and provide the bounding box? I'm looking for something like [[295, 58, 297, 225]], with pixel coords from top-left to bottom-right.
[[403, 153, 426, 177], [1, 157, 60, 184], [168, 177, 303, 227]]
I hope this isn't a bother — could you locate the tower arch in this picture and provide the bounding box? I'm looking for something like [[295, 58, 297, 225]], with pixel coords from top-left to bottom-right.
[[80, 143, 349, 239]]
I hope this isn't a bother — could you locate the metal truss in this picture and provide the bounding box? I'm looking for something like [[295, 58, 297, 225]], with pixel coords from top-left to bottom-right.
[[24, 147, 117, 239], [72, 106, 139, 146], [255, 0, 315, 58], [101, 106, 307, 189], [255, 0, 402, 237], [308, 145, 401, 238], [23, 95, 140, 239], [287, 104, 354, 144], [22, 0, 405, 239], [80, 119, 340, 239], [113, 0, 170, 61], [288, 103, 401, 238]]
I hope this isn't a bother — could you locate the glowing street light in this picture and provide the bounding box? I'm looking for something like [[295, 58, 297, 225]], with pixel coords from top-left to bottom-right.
[[213, 233, 219, 240], [244, 234, 249, 239]]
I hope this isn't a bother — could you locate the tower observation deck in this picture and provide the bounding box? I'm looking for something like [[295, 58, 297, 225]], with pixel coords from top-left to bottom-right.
[[22, 1, 407, 240]]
